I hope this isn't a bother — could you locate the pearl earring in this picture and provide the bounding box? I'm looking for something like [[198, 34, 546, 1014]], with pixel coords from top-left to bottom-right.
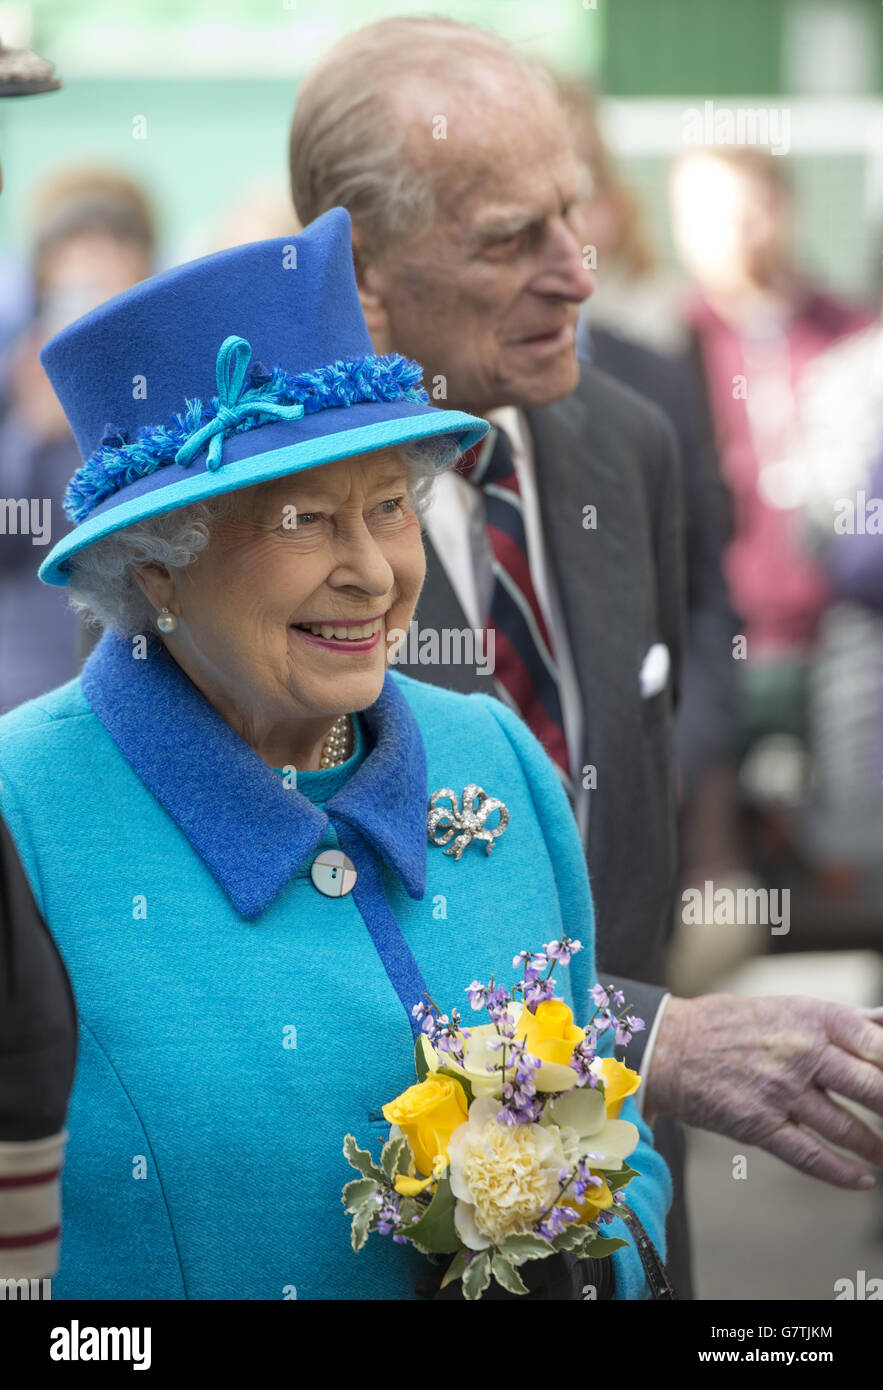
[[157, 607, 178, 633]]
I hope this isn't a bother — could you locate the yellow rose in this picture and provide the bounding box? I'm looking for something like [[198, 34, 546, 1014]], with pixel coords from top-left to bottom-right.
[[382, 1074, 469, 1177], [595, 1057, 641, 1119], [516, 999, 585, 1068]]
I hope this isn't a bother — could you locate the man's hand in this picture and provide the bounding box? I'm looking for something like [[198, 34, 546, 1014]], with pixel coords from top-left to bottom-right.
[[645, 994, 883, 1188]]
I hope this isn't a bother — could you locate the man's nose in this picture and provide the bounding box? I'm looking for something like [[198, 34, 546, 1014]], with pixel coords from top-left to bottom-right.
[[534, 219, 595, 303]]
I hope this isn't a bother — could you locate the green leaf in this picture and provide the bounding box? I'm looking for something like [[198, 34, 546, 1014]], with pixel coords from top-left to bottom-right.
[[414, 1033, 435, 1083], [491, 1253, 529, 1295], [341, 1177, 380, 1212], [498, 1232, 557, 1264], [439, 1248, 470, 1290], [579, 1235, 628, 1259], [435, 1066, 474, 1106], [607, 1164, 640, 1193], [462, 1250, 492, 1300], [405, 1175, 460, 1254], [342, 1133, 383, 1182], [551, 1223, 590, 1252], [350, 1200, 376, 1253], [381, 1134, 411, 1183], [397, 1197, 422, 1226]]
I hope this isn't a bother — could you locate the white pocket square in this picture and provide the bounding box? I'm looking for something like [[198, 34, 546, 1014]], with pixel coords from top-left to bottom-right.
[[640, 643, 670, 699]]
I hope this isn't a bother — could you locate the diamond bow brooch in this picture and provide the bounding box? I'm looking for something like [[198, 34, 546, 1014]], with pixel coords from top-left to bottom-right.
[[427, 785, 510, 860]]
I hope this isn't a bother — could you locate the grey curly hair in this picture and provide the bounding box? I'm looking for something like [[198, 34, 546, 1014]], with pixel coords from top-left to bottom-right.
[[66, 438, 451, 638]]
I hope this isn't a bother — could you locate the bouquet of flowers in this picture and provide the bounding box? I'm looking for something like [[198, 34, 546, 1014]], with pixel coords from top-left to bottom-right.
[[341, 935, 646, 1299]]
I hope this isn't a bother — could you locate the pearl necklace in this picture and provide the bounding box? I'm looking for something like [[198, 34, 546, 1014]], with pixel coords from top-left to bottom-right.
[[319, 714, 352, 768]]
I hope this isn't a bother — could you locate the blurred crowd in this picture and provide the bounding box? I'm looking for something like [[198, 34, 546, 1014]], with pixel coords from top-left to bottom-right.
[[3, 75, 883, 977]]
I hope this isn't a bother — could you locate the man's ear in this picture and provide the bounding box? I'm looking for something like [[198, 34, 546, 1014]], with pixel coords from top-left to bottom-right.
[[351, 226, 391, 352]]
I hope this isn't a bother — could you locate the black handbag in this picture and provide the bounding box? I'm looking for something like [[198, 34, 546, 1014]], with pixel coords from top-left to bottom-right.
[[418, 1208, 676, 1301]]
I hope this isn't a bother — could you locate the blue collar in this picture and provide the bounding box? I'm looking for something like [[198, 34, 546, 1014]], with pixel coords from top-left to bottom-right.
[[81, 631, 427, 918]]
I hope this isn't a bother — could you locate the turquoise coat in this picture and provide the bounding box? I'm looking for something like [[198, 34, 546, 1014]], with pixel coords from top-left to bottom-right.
[[0, 632, 670, 1300]]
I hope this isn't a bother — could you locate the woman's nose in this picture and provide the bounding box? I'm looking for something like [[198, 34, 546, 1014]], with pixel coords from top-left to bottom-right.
[[328, 525, 395, 594]]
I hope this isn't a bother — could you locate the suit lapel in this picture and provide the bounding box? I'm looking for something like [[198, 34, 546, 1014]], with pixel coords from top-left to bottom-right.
[[525, 378, 604, 780]]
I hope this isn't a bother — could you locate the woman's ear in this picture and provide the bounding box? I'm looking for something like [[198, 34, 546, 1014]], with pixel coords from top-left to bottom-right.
[[351, 227, 391, 352], [132, 562, 177, 617]]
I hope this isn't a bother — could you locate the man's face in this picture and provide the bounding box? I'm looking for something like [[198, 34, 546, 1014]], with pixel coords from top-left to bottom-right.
[[366, 79, 595, 417]]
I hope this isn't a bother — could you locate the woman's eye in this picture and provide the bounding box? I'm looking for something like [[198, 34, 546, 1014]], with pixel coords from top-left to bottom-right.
[[295, 512, 319, 526], [374, 496, 404, 516]]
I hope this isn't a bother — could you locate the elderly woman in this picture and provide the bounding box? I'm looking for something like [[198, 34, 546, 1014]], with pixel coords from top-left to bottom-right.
[[0, 208, 670, 1300]]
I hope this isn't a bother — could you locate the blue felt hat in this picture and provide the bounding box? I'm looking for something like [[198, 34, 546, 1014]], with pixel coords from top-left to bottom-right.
[[37, 206, 488, 586]]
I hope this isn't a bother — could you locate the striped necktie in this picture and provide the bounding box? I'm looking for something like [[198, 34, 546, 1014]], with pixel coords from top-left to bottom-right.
[[459, 427, 572, 785]]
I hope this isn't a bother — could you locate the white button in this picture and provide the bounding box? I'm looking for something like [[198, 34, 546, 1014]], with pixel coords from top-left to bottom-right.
[[310, 849, 357, 897]]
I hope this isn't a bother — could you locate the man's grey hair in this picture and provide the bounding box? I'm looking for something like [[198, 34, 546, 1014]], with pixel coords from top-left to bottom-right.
[[289, 14, 554, 253], [66, 439, 447, 638]]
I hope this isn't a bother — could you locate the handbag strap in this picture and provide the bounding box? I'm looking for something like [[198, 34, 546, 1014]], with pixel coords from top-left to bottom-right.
[[619, 1205, 678, 1300]]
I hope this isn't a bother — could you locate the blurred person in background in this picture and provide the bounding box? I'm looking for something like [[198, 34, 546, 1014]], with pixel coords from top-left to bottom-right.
[[0, 34, 76, 1291], [176, 179, 298, 261], [669, 148, 873, 877], [780, 314, 883, 907], [0, 168, 156, 713], [554, 80, 685, 358]]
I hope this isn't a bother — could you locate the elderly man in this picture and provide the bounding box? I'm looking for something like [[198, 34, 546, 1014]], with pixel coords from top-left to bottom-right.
[[289, 15, 883, 1297]]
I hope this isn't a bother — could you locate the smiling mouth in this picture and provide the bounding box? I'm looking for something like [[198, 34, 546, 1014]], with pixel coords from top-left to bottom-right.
[[516, 323, 574, 346], [291, 617, 385, 641]]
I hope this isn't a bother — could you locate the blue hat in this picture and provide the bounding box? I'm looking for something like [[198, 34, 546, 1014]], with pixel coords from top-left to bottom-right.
[[38, 206, 488, 586]]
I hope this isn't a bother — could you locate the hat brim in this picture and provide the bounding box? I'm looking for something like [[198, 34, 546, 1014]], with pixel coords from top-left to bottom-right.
[[38, 402, 487, 587]]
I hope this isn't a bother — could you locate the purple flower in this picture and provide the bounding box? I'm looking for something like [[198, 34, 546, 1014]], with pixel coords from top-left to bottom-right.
[[592, 1007, 615, 1036], [375, 1190, 402, 1236], [537, 1203, 580, 1240], [524, 976, 557, 1009], [466, 980, 487, 1010], [615, 1013, 645, 1046], [545, 936, 583, 967], [590, 984, 610, 1010], [569, 1036, 601, 1086], [496, 1106, 520, 1126]]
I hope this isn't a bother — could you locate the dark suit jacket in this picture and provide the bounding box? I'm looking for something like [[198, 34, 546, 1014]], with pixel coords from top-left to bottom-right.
[[395, 364, 687, 1058], [589, 327, 738, 795]]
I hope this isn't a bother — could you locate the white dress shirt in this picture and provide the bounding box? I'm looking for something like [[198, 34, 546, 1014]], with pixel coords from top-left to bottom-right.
[[424, 406, 586, 840]]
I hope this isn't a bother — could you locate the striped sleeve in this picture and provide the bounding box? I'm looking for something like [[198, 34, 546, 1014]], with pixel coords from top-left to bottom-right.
[[0, 1130, 67, 1277]]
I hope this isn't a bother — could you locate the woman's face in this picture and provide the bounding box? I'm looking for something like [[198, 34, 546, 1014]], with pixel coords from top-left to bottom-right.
[[154, 448, 425, 729]]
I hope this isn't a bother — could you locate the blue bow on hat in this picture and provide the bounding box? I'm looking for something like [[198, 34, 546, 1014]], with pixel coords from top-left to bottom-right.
[[174, 336, 305, 472]]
